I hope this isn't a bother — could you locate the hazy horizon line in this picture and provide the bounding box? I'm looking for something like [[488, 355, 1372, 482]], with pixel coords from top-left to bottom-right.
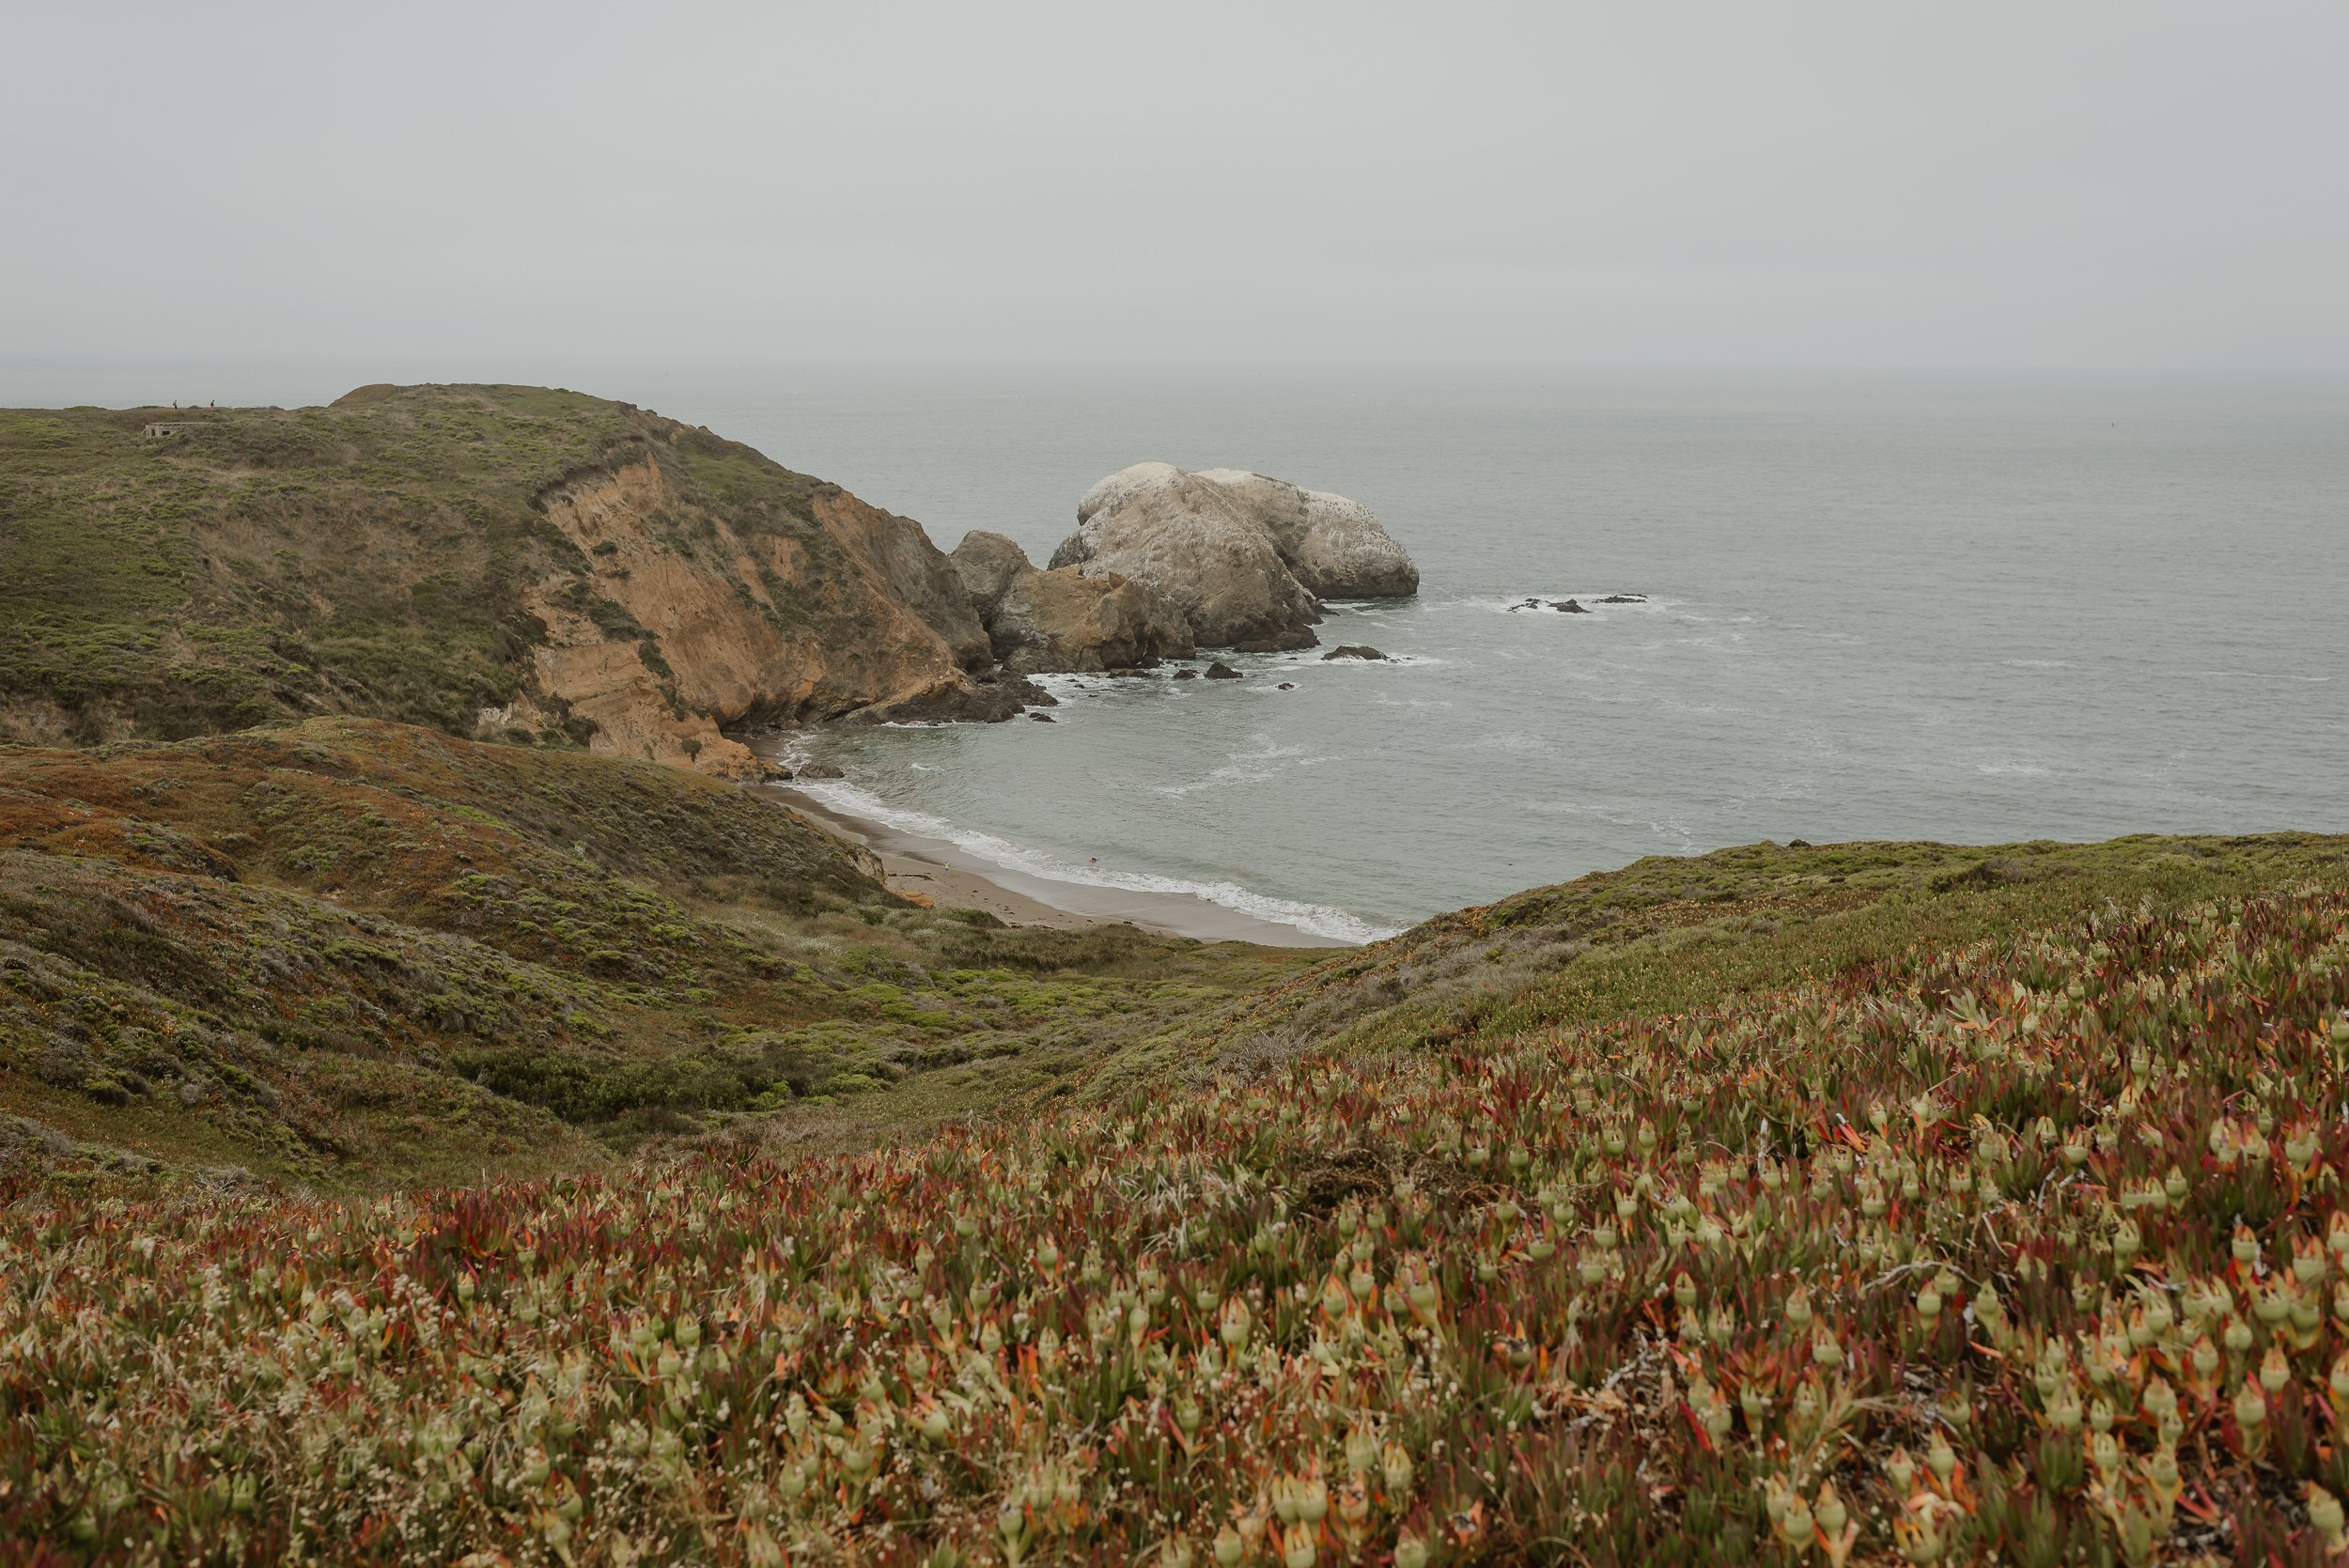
[[8, 356, 2349, 413]]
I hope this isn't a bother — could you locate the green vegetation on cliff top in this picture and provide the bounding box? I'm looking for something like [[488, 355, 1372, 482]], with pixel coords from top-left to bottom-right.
[[0, 385, 876, 747]]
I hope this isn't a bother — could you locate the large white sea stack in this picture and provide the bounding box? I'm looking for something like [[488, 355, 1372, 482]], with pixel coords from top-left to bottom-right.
[[1051, 463, 1417, 650]]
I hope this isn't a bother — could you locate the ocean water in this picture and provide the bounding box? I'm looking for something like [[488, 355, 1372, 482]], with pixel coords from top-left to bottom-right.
[[611, 369, 2348, 943], [13, 365, 2345, 941]]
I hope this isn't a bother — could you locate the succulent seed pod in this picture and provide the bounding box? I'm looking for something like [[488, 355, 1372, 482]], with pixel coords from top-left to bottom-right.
[[2148, 1444, 2182, 1502], [2046, 1386, 2083, 1433], [1380, 1441, 1413, 1492], [1775, 1490, 1815, 1546], [2234, 1379, 2268, 1431], [2310, 1486, 2348, 1553]]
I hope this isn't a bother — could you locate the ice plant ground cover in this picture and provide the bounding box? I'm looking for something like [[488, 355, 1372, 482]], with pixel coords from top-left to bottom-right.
[[8, 881, 2349, 1564]]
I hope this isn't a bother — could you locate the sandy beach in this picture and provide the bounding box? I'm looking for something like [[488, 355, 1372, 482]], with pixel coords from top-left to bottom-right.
[[766, 785, 1352, 948]]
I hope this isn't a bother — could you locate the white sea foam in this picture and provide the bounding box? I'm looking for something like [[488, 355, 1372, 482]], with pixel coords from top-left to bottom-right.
[[787, 777, 1403, 944]]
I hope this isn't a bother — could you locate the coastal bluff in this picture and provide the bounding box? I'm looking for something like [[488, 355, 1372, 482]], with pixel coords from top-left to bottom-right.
[[1047, 462, 1418, 652], [0, 384, 1044, 777]]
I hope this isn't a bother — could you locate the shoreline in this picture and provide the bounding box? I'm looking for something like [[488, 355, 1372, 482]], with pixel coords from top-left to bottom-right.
[[765, 785, 1355, 949]]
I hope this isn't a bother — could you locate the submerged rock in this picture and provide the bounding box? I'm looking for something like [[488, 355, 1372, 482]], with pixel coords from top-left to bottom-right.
[[1051, 463, 1416, 650], [1597, 594, 1648, 604], [1551, 599, 1590, 613], [1321, 644, 1387, 661]]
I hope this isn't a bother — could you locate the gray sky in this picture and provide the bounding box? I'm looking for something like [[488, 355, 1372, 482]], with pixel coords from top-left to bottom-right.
[[6, 1, 2344, 371]]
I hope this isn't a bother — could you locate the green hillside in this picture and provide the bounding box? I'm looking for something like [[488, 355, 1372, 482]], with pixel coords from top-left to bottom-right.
[[5, 822, 2346, 1564], [0, 719, 1305, 1189]]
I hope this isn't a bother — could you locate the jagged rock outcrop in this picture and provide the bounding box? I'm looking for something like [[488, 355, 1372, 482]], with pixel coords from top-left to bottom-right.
[[1050, 463, 1416, 651], [951, 532, 1195, 675], [991, 567, 1196, 675], [1051, 467, 1323, 650], [1190, 469, 1420, 598], [948, 531, 1035, 623]]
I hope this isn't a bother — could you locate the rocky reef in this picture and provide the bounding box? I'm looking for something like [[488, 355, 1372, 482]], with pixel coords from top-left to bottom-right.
[[1046, 462, 1417, 652]]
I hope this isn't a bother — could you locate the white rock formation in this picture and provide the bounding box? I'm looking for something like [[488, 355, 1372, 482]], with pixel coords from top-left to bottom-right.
[[1190, 469, 1420, 598], [1050, 464, 1416, 650]]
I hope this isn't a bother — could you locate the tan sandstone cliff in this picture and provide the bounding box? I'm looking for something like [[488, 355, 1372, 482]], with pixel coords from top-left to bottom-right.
[[514, 446, 1011, 777]]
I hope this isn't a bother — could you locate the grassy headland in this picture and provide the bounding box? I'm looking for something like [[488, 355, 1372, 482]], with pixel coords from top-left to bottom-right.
[[0, 385, 1000, 769], [3, 388, 648, 744]]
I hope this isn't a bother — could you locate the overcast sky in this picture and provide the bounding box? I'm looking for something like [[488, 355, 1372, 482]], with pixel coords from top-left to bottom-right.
[[6, 2, 2344, 373]]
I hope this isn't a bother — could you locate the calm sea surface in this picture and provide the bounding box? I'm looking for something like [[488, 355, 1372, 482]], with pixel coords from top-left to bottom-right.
[[12, 365, 2346, 941]]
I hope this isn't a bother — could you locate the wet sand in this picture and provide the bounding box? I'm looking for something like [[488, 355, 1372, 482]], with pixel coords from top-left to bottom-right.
[[768, 786, 1351, 949]]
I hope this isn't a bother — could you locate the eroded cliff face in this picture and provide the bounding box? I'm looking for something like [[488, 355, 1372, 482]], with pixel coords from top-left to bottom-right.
[[511, 448, 1005, 777]]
